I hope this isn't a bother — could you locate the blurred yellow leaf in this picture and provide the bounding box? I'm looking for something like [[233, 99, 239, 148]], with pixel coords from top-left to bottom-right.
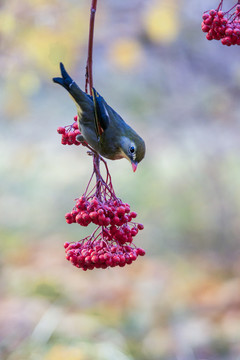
[[0, 11, 16, 35], [19, 71, 41, 96], [109, 38, 142, 69], [23, 30, 73, 75], [144, 1, 179, 43], [19, 8, 88, 76], [4, 86, 28, 117], [44, 345, 85, 360], [26, 0, 53, 5]]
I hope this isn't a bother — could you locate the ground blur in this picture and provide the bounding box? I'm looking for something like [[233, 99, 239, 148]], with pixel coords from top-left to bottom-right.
[[1, 0, 240, 359]]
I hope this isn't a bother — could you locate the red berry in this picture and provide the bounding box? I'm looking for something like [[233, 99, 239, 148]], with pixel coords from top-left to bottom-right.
[[85, 256, 92, 265], [125, 255, 132, 264], [103, 253, 110, 260], [112, 216, 120, 225], [113, 255, 120, 264], [117, 206, 125, 216], [98, 214, 106, 225], [65, 213, 73, 224], [124, 205, 131, 213], [221, 36, 232, 45], [234, 27, 240, 36], [202, 24, 210, 33], [89, 211, 98, 221], [209, 9, 216, 17], [221, 18, 228, 26], [225, 27, 233, 36], [213, 17, 221, 26], [138, 223, 144, 230], [204, 17, 213, 25], [104, 217, 111, 226], [91, 255, 99, 263], [122, 215, 129, 224], [111, 246, 117, 253], [77, 255, 85, 263], [131, 228, 138, 237], [202, 13, 209, 20], [130, 252, 137, 261], [99, 254, 105, 263], [136, 248, 145, 256], [206, 33, 213, 40], [130, 211, 137, 219], [57, 127, 65, 134]]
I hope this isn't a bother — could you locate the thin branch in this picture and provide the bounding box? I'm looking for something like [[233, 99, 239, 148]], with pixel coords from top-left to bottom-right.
[[84, 0, 102, 190], [85, 0, 98, 94], [94, 153, 102, 198], [84, 0, 112, 197]]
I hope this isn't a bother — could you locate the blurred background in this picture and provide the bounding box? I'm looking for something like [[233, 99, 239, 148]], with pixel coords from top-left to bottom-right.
[[1, 0, 240, 359]]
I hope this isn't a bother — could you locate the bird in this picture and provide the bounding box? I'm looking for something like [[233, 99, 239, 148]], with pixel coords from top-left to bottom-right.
[[53, 63, 145, 172]]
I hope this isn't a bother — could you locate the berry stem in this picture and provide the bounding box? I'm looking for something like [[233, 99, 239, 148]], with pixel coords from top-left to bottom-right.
[[225, 3, 238, 15], [89, 224, 101, 241], [217, 0, 223, 11], [85, 0, 98, 95], [94, 153, 102, 199], [101, 157, 115, 195], [84, 167, 95, 197]]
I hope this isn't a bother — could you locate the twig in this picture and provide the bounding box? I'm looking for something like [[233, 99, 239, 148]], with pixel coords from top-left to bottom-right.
[[84, 0, 104, 193], [94, 153, 102, 198], [85, 0, 98, 95]]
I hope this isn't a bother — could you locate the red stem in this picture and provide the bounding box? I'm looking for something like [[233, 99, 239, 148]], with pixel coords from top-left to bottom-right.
[[84, 0, 102, 190], [84, 0, 113, 196], [94, 154, 101, 198], [85, 0, 98, 95], [217, 0, 223, 11]]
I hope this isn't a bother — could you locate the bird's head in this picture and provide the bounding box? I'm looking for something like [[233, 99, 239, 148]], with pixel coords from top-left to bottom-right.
[[119, 135, 146, 172]]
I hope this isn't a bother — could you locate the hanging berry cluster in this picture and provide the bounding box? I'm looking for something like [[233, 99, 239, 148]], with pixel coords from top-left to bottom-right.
[[202, 1, 240, 46], [58, 116, 145, 271], [57, 115, 85, 146]]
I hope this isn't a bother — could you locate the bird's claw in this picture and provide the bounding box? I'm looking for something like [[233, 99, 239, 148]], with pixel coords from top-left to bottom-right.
[[87, 151, 94, 156], [76, 134, 85, 143]]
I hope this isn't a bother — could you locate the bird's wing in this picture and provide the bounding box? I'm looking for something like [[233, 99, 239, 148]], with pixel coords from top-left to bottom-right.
[[92, 88, 110, 139]]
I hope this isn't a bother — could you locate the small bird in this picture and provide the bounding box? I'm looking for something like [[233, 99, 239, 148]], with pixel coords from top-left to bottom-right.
[[53, 63, 145, 172]]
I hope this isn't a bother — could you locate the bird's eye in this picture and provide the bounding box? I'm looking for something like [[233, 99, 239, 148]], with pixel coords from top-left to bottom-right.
[[130, 146, 135, 153]]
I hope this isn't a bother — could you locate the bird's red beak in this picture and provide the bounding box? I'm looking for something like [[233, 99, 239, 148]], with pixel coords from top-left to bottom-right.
[[131, 161, 138, 172]]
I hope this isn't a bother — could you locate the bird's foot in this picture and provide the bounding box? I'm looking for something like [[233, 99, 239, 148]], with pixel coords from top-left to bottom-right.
[[76, 134, 86, 143], [86, 149, 104, 164], [87, 151, 94, 156]]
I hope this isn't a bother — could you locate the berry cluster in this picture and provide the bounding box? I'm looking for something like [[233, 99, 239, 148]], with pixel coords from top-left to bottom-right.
[[64, 235, 145, 271], [65, 196, 144, 244], [58, 118, 145, 270], [57, 115, 87, 146], [202, 2, 240, 46]]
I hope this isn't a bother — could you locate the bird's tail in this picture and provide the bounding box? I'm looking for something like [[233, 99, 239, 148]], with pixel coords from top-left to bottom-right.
[[52, 62, 74, 90], [53, 63, 93, 113]]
